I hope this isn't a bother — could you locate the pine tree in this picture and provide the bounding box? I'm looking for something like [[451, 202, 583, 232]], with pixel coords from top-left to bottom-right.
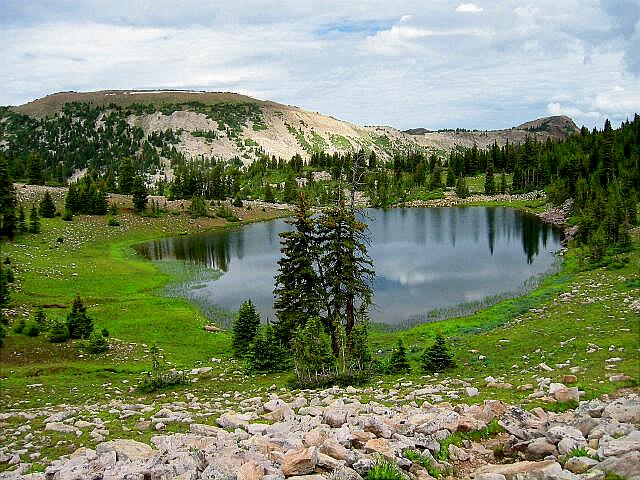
[[118, 157, 136, 194], [86, 330, 109, 353], [18, 206, 26, 233], [484, 162, 495, 195], [0, 156, 17, 240], [0, 261, 10, 308], [389, 339, 411, 373], [500, 172, 507, 194], [246, 324, 289, 372], [263, 183, 275, 203], [26, 152, 45, 185], [48, 318, 69, 343], [273, 195, 321, 346], [232, 299, 261, 357], [455, 176, 469, 198], [317, 195, 374, 354], [421, 334, 455, 373], [28, 206, 40, 234], [34, 307, 48, 329], [428, 167, 442, 190], [283, 172, 298, 204], [66, 295, 94, 339], [39, 192, 56, 218], [65, 183, 83, 214], [292, 317, 336, 386], [132, 176, 148, 213]]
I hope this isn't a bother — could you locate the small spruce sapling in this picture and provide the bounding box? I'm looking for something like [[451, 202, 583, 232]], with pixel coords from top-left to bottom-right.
[[421, 333, 455, 373], [232, 299, 261, 357], [66, 295, 94, 339], [389, 339, 411, 373]]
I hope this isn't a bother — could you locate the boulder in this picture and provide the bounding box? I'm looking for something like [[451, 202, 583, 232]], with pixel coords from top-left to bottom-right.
[[564, 456, 599, 474], [323, 408, 348, 428], [217, 412, 249, 429], [499, 407, 543, 440], [596, 450, 640, 480], [362, 416, 392, 438], [363, 438, 394, 461], [44, 422, 77, 434], [237, 460, 265, 480], [526, 438, 557, 460], [474, 460, 563, 480], [596, 430, 640, 459], [602, 397, 640, 424], [95, 439, 155, 462], [281, 447, 318, 477]]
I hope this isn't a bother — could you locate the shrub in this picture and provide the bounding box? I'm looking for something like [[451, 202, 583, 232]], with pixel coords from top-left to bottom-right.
[[66, 295, 93, 339], [189, 196, 208, 218], [48, 318, 69, 343], [62, 209, 73, 221], [139, 345, 187, 393], [107, 217, 120, 226], [12, 318, 25, 333], [421, 334, 455, 373], [365, 456, 406, 480], [232, 196, 243, 207], [216, 205, 240, 222], [33, 307, 47, 328], [86, 330, 108, 353], [23, 320, 39, 337], [101, 327, 109, 337]]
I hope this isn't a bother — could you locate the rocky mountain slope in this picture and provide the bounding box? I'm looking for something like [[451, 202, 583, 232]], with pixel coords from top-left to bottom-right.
[[8, 90, 578, 165]]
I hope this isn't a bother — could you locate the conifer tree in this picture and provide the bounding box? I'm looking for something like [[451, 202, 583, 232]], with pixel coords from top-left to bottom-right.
[[232, 299, 261, 357], [66, 295, 94, 339], [484, 162, 495, 194], [455, 175, 469, 198], [246, 324, 289, 372], [421, 334, 455, 373], [273, 194, 321, 346], [118, 157, 136, 194], [292, 317, 336, 385], [283, 171, 298, 204], [26, 152, 45, 185], [18, 206, 26, 233], [389, 339, 411, 373], [500, 172, 507, 194], [86, 330, 109, 353], [446, 161, 456, 188], [0, 156, 17, 240], [429, 167, 442, 190], [28, 206, 40, 234], [263, 183, 275, 203], [39, 191, 56, 218], [0, 262, 10, 308], [48, 318, 69, 343], [132, 175, 148, 213]]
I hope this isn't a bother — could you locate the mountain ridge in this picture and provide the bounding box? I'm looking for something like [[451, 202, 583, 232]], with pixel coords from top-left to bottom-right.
[[5, 90, 579, 165]]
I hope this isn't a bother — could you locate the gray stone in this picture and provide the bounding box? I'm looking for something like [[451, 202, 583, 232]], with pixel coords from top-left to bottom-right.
[[564, 456, 598, 474], [602, 397, 640, 424], [596, 450, 640, 480]]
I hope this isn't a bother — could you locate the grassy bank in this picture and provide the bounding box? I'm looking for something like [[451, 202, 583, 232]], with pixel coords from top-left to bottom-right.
[[0, 200, 638, 412]]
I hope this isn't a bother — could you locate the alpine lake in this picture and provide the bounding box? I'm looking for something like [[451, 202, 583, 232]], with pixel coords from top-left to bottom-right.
[[134, 207, 563, 329]]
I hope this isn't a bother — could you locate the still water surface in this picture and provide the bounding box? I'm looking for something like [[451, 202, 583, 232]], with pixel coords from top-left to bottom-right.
[[134, 207, 562, 325]]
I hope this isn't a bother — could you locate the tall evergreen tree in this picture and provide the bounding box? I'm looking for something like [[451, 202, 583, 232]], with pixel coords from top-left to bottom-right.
[[39, 191, 56, 218], [246, 324, 289, 372], [132, 175, 148, 213], [283, 171, 298, 204], [446, 162, 456, 188], [26, 152, 45, 185], [263, 183, 275, 203], [484, 162, 495, 194], [0, 157, 17, 240], [17, 206, 26, 234], [28, 206, 40, 234], [292, 316, 336, 385], [232, 299, 261, 357], [66, 295, 94, 339], [118, 157, 136, 194], [455, 175, 469, 198], [500, 172, 507, 194], [273, 195, 321, 346]]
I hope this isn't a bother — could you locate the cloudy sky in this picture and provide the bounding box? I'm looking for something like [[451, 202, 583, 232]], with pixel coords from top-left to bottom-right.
[[1, 0, 639, 130]]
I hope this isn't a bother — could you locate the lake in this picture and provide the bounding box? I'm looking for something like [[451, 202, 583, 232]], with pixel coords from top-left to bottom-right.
[[134, 207, 562, 327]]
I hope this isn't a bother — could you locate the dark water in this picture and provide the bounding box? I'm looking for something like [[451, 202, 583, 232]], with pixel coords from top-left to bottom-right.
[[134, 207, 562, 326]]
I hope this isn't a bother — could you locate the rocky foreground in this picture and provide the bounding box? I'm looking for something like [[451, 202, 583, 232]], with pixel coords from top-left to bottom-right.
[[1, 382, 637, 480]]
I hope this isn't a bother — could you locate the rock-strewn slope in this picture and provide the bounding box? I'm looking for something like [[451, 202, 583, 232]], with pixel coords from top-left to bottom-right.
[[1, 383, 637, 480]]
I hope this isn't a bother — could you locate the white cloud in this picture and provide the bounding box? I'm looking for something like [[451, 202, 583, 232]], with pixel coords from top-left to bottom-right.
[[456, 3, 483, 13], [1, 0, 639, 130]]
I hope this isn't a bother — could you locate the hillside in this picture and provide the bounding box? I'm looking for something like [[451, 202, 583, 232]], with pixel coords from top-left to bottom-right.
[[404, 115, 579, 151], [5, 90, 577, 167]]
